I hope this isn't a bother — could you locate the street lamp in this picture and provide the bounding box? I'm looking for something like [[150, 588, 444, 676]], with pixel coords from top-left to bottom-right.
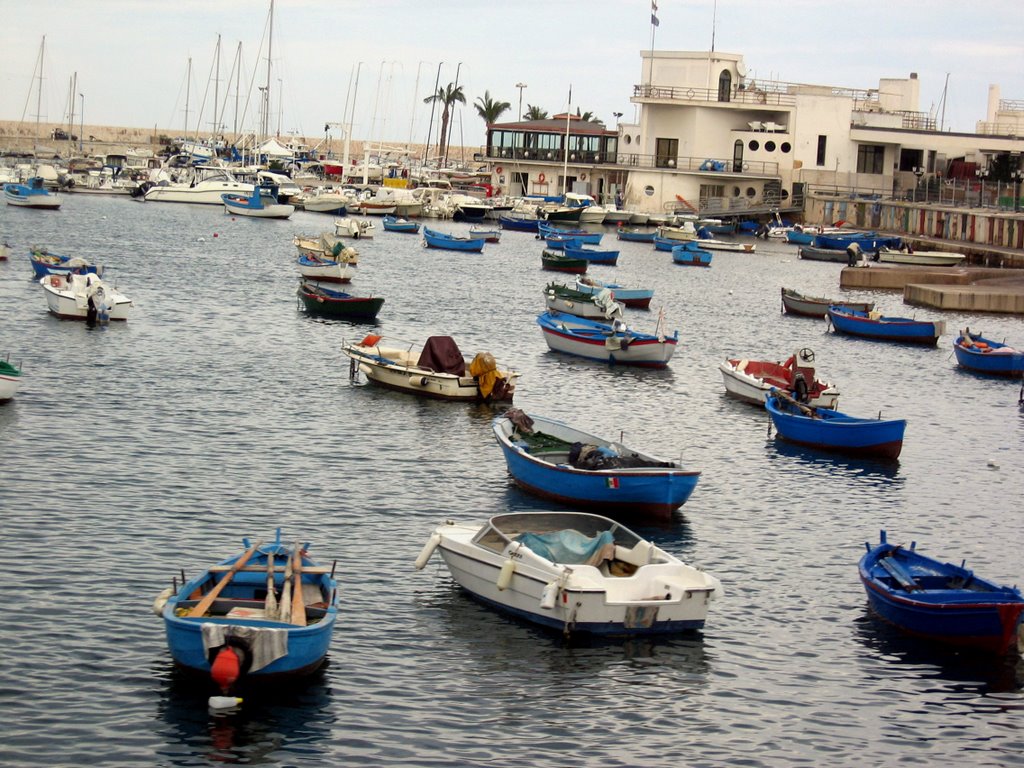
[[516, 82, 527, 120], [912, 165, 924, 203], [975, 167, 989, 207], [1012, 168, 1024, 213], [78, 93, 84, 152]]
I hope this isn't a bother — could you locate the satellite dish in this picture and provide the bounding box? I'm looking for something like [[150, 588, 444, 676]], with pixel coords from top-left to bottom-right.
[[736, 61, 748, 77]]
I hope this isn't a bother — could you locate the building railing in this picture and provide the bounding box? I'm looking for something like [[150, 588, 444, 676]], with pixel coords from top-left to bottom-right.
[[632, 84, 797, 108], [974, 121, 1021, 137], [809, 179, 1024, 212], [999, 99, 1024, 112], [478, 146, 779, 176]]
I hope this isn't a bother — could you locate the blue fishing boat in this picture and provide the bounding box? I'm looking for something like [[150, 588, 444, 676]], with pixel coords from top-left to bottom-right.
[[953, 329, 1024, 377], [221, 184, 294, 219], [564, 242, 619, 265], [536, 310, 677, 367], [382, 214, 420, 234], [652, 235, 678, 252], [492, 410, 701, 517], [785, 229, 816, 245], [29, 248, 102, 278], [498, 214, 540, 232], [671, 242, 712, 267], [538, 221, 602, 245], [859, 530, 1024, 655], [574, 276, 653, 309], [157, 529, 339, 694], [766, 389, 906, 460], [827, 306, 945, 346], [3, 176, 62, 209], [422, 226, 485, 252], [616, 227, 656, 243], [814, 232, 902, 251]]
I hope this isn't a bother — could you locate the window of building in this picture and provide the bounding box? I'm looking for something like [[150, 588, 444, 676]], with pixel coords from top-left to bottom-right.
[[781, 142, 791, 153], [816, 135, 827, 166], [746, 187, 756, 198], [856, 144, 885, 174], [655, 138, 678, 168], [718, 70, 732, 102], [748, 140, 759, 151], [765, 141, 776, 152], [732, 140, 744, 173]]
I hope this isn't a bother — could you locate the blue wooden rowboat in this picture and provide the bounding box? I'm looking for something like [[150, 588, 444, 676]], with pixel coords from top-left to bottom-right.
[[785, 230, 816, 245], [564, 242, 619, 265], [157, 529, 338, 693], [859, 530, 1024, 655], [29, 248, 103, 278], [498, 214, 540, 232], [652, 235, 679, 252], [492, 410, 701, 518], [221, 184, 295, 219], [671, 242, 712, 267], [766, 389, 906, 460], [574, 276, 653, 309], [953, 329, 1024, 377], [827, 306, 945, 346], [813, 232, 902, 251], [382, 214, 420, 234], [536, 310, 677, 367], [422, 226, 485, 252], [538, 221, 602, 245], [616, 227, 656, 243]]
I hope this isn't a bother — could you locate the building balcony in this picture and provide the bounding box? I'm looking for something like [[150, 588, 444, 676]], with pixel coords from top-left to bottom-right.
[[632, 84, 797, 108]]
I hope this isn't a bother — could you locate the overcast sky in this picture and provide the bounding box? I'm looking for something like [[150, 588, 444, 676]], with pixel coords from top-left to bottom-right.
[[2, 0, 1021, 149]]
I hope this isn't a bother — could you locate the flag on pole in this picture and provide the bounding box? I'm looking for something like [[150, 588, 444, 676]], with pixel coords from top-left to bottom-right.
[[651, 0, 659, 26]]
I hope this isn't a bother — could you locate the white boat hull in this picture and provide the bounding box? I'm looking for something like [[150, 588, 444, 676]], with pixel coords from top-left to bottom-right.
[[425, 516, 722, 635], [877, 250, 966, 266], [4, 191, 62, 208], [0, 373, 20, 401], [145, 180, 254, 205], [718, 361, 839, 409], [40, 275, 133, 321], [297, 262, 356, 283]]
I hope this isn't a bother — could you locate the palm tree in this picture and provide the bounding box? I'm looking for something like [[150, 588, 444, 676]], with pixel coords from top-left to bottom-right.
[[474, 91, 511, 126], [423, 82, 466, 159], [576, 109, 603, 124], [523, 105, 548, 121]]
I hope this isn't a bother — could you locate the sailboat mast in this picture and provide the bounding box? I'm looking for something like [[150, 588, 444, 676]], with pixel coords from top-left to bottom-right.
[[407, 61, 425, 158], [184, 57, 191, 136], [263, 0, 274, 142], [233, 42, 242, 140], [213, 34, 221, 141], [36, 36, 45, 145], [939, 73, 950, 132]]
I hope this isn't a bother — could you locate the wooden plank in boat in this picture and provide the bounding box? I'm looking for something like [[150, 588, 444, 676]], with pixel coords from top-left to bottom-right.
[[209, 564, 333, 574]]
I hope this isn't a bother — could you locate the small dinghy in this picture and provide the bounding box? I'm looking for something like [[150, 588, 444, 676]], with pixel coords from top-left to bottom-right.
[[40, 273, 133, 321]]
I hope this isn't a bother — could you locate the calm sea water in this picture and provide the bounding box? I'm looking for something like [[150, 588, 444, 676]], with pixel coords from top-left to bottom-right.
[[1, 195, 1022, 767]]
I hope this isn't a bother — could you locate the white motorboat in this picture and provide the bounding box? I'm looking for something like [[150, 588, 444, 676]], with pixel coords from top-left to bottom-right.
[[656, 222, 698, 241], [40, 273, 133, 321], [695, 238, 756, 253], [342, 334, 519, 402], [602, 210, 632, 225], [143, 165, 254, 205], [222, 185, 295, 219], [719, 348, 840, 408], [299, 188, 352, 214], [415, 511, 723, 636], [333, 217, 375, 239]]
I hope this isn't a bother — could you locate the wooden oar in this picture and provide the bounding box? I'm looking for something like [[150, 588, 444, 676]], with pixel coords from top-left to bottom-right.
[[279, 550, 294, 624], [290, 544, 306, 627], [264, 551, 278, 620], [188, 540, 262, 618]]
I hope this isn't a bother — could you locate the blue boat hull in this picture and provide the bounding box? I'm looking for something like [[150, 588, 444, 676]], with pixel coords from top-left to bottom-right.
[[766, 394, 906, 460], [499, 215, 540, 232], [564, 245, 619, 265], [953, 334, 1024, 377], [827, 307, 944, 346], [671, 245, 712, 266], [859, 533, 1024, 655], [616, 229, 655, 243], [422, 228, 485, 251]]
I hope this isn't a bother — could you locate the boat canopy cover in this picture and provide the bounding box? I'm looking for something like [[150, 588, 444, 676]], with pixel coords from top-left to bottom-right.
[[417, 336, 465, 375], [516, 529, 615, 566]]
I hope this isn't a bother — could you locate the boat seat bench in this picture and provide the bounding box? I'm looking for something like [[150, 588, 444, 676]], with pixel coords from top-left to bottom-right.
[[878, 556, 918, 591]]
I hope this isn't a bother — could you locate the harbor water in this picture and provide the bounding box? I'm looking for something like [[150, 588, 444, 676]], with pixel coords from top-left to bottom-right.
[[1, 196, 1022, 767]]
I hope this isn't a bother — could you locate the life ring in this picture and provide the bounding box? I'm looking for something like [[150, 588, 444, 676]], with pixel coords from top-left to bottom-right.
[[537, 173, 546, 184], [580, 173, 587, 181], [50, 275, 61, 287], [686, 88, 695, 98], [495, 166, 503, 174]]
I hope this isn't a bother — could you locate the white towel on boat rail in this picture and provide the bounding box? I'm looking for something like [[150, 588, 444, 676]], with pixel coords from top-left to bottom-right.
[[201, 623, 289, 672]]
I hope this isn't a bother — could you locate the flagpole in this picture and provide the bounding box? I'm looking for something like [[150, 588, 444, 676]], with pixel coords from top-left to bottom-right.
[[647, 1, 659, 88], [562, 84, 572, 197]]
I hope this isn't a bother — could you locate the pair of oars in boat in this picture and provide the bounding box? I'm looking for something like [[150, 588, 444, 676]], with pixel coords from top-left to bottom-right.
[[187, 540, 306, 626]]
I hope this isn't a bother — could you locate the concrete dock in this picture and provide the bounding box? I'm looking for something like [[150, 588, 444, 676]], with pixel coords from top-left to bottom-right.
[[840, 264, 1024, 313]]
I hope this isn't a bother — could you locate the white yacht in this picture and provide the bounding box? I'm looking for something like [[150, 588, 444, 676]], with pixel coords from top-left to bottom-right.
[[143, 164, 254, 205]]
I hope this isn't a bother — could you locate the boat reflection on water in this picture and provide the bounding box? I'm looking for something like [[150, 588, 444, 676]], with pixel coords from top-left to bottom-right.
[[765, 432, 905, 483], [156, 661, 334, 764], [851, 611, 1024, 695]]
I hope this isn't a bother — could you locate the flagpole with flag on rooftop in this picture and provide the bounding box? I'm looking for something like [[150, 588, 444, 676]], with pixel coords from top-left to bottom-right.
[[646, 1, 659, 88]]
